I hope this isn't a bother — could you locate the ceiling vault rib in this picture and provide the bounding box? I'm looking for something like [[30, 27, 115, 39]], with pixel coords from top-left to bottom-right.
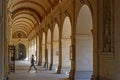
[[12, 11, 39, 24], [12, 20, 33, 29], [13, 24, 32, 33], [13, 23, 32, 30], [13, 24, 32, 30], [11, 1, 47, 13], [12, 23, 33, 35], [13, 29, 28, 36], [13, 27, 29, 33], [12, 7, 42, 22], [8, 0, 61, 40], [12, 17, 36, 28], [12, 21, 34, 35]]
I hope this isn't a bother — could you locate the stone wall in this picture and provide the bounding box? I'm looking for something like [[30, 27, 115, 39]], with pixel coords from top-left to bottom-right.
[[0, 0, 6, 79], [115, 0, 120, 80]]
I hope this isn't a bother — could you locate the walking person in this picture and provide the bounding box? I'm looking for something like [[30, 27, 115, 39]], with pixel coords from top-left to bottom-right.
[[28, 55, 37, 72]]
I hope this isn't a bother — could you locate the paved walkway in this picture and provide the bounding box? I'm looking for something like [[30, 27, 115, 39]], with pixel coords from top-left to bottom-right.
[[9, 60, 69, 80]]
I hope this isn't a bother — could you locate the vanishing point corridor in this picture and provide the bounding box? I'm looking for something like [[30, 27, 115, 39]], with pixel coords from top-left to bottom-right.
[[1, 0, 120, 80]]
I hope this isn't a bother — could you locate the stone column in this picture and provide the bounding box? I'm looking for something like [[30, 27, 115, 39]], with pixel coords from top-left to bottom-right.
[[91, 28, 99, 80], [49, 40, 53, 70], [44, 48, 48, 69], [28, 40, 30, 60], [47, 42, 51, 69], [44, 35, 48, 68], [42, 44, 45, 66], [52, 41, 59, 71], [35, 36, 38, 64], [61, 38, 71, 74], [57, 39, 62, 74], [69, 0, 76, 79], [28, 40, 32, 60], [69, 44, 75, 80], [38, 34, 42, 65], [16, 44, 19, 59]]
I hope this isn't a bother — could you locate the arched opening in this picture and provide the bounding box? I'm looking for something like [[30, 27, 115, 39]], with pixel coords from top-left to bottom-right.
[[15, 43, 26, 60], [75, 5, 93, 80], [47, 29, 51, 69], [53, 24, 59, 71], [61, 16, 71, 76], [42, 32, 45, 65]]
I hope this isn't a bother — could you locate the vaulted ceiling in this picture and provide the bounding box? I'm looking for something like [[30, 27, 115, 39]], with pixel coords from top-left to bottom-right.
[[8, 0, 60, 38]]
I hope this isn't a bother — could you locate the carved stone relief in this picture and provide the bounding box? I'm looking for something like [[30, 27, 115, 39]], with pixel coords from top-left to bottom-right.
[[103, 11, 112, 52], [103, 0, 114, 52]]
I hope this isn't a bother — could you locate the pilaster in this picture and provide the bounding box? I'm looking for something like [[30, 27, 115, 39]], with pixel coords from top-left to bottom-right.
[[96, 0, 115, 80]]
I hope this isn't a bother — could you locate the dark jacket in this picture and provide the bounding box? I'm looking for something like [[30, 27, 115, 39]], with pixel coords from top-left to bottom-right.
[[31, 58, 35, 65]]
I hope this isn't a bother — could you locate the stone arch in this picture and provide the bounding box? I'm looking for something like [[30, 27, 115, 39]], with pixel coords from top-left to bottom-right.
[[75, 4, 93, 80], [53, 24, 59, 71], [61, 16, 71, 76], [63, 11, 73, 25]]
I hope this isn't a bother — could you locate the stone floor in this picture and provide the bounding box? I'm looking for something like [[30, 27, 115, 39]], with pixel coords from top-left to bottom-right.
[[8, 60, 69, 80]]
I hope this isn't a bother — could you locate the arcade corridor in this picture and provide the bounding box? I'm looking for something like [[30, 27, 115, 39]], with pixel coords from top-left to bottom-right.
[[1, 0, 120, 80], [5, 0, 95, 80]]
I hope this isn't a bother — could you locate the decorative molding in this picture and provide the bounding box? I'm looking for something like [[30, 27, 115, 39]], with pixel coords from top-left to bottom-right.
[[80, 0, 85, 4]]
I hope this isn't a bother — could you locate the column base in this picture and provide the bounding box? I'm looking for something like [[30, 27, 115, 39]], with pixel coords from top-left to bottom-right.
[[49, 63, 53, 70], [44, 62, 46, 68], [38, 61, 42, 66], [69, 70, 75, 80], [57, 66, 61, 74], [91, 74, 99, 80]]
